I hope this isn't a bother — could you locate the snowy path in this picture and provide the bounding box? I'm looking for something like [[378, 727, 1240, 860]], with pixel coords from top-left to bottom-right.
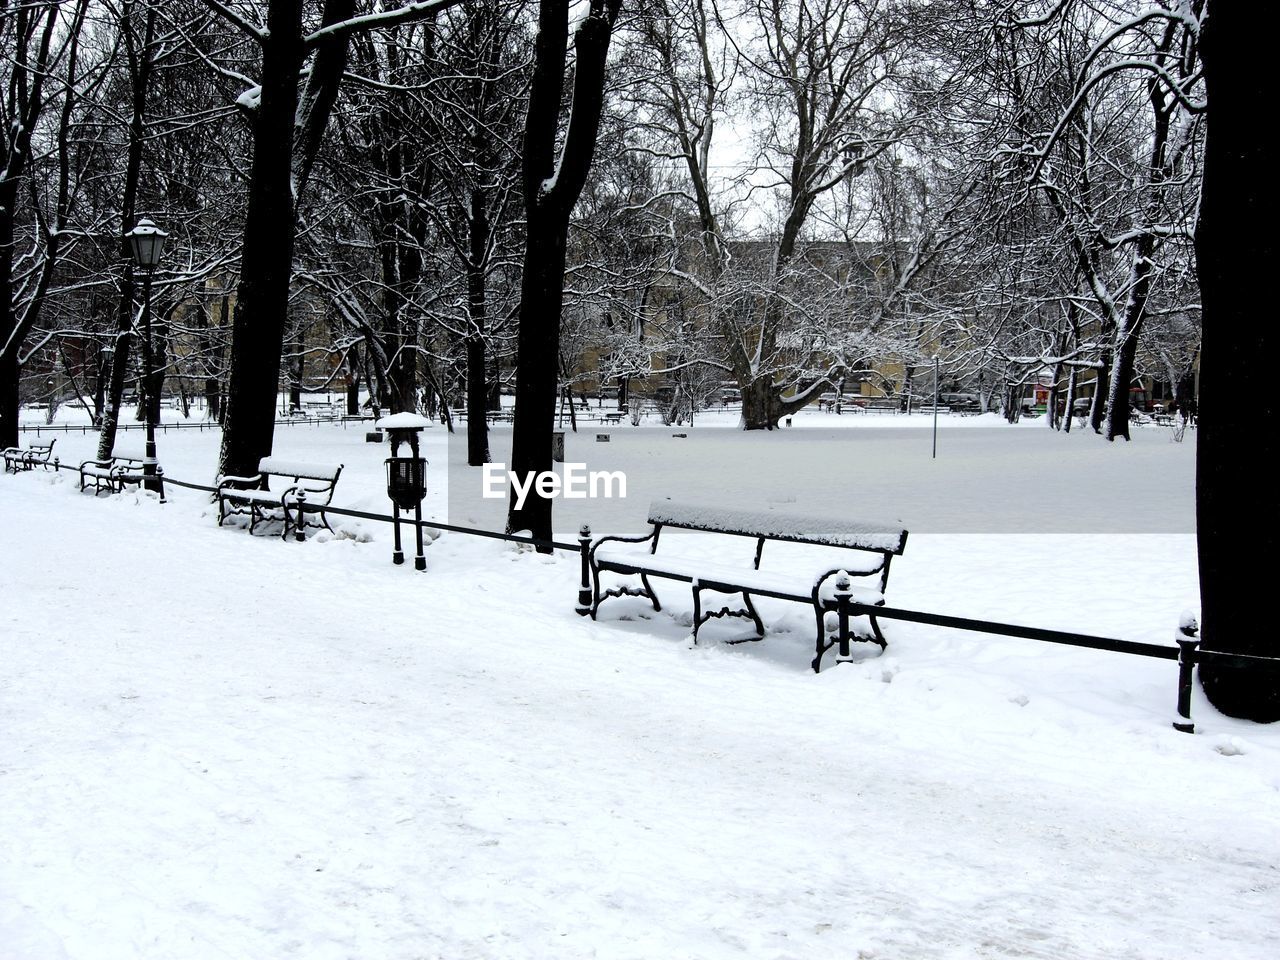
[[2, 468, 1277, 959]]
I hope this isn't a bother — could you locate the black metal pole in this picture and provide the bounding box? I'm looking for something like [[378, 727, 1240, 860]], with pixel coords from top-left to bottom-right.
[[576, 524, 592, 615], [392, 506, 404, 565], [1174, 619, 1199, 734], [836, 573, 852, 661], [932, 356, 939, 460], [140, 268, 160, 494], [295, 489, 307, 542], [413, 498, 426, 571]]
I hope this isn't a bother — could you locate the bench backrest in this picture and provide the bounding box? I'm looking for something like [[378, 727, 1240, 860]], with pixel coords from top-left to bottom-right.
[[257, 457, 342, 482], [30, 440, 55, 452], [109, 447, 146, 462], [257, 457, 343, 501], [647, 499, 908, 555]]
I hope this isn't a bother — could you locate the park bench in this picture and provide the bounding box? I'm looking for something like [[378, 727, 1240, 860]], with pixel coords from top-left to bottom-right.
[[864, 400, 899, 414], [589, 500, 908, 671], [216, 457, 343, 539], [78, 447, 147, 494], [3, 438, 55, 473]]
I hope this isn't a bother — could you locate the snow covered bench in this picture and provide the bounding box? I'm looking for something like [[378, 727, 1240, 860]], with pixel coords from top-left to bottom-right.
[[3, 438, 55, 473], [216, 457, 344, 539], [589, 500, 908, 672], [78, 447, 146, 495]]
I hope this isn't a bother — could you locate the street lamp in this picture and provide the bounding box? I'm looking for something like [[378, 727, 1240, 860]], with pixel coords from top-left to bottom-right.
[[125, 217, 168, 496], [932, 354, 940, 460]]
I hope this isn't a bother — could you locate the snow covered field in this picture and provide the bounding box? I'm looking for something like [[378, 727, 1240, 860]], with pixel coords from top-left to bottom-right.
[[2, 417, 1277, 959]]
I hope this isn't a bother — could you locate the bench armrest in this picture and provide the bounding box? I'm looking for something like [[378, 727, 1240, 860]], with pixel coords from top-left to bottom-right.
[[588, 531, 657, 564], [79, 458, 113, 470], [216, 473, 263, 492]]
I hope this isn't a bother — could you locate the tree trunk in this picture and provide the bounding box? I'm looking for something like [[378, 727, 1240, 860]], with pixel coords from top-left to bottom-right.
[[506, 0, 621, 541], [1194, 0, 1280, 721], [98, 6, 157, 459], [0, 207, 18, 450], [345, 351, 360, 416], [97, 284, 136, 457], [1062, 367, 1077, 434], [1089, 357, 1109, 434], [1103, 244, 1155, 442], [145, 314, 168, 427], [508, 221, 567, 535], [740, 378, 784, 430], [287, 341, 302, 413], [217, 1, 304, 480]]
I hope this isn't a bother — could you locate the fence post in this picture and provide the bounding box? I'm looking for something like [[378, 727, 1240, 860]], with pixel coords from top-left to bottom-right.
[[576, 524, 592, 616], [1173, 614, 1199, 734], [835, 572, 853, 661], [156, 466, 167, 504], [295, 489, 307, 542]]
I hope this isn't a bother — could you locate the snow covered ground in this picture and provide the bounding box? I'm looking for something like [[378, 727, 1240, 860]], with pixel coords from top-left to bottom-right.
[[2, 417, 1277, 959]]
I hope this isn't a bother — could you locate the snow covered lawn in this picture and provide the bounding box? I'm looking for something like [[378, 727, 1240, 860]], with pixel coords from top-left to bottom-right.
[[2, 423, 1277, 959]]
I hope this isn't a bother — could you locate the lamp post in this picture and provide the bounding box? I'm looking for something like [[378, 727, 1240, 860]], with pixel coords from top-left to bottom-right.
[[378, 412, 432, 570], [125, 217, 168, 495], [932, 354, 940, 460]]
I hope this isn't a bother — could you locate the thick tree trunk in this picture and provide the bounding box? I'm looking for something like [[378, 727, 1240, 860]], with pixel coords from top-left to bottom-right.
[[739, 378, 784, 430], [96, 275, 137, 459], [1195, 0, 1280, 721], [0, 348, 16, 449], [508, 222, 566, 535], [0, 205, 18, 450], [217, 2, 303, 481], [1103, 246, 1155, 442], [1062, 367, 1077, 434], [345, 352, 360, 416], [506, 0, 621, 541], [466, 295, 490, 461], [1089, 356, 1109, 434], [466, 187, 490, 465]]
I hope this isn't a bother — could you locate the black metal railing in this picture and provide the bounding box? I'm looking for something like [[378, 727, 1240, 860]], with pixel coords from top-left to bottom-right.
[[18, 414, 372, 435], [24, 455, 1275, 735]]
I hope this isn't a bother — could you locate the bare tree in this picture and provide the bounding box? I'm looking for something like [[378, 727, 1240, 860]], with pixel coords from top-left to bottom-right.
[[506, 0, 622, 540], [204, 0, 464, 481]]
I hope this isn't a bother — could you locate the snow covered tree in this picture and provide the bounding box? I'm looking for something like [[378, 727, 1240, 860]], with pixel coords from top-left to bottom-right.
[[205, 0, 464, 482], [507, 0, 622, 541], [0, 0, 94, 450]]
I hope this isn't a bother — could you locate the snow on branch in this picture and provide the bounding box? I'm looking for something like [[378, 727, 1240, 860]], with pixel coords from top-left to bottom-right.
[[199, 0, 268, 44], [303, 0, 466, 50]]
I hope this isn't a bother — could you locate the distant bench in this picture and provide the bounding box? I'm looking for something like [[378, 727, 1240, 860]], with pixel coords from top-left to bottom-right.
[[79, 447, 146, 494], [216, 457, 343, 539], [862, 400, 899, 414], [4, 438, 55, 473], [589, 500, 908, 671]]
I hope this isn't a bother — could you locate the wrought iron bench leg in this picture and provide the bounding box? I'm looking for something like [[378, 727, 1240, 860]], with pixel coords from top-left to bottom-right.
[[743, 592, 765, 637], [812, 605, 828, 673], [639, 572, 661, 612], [590, 561, 603, 619], [692, 585, 702, 643], [867, 609, 888, 649]]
